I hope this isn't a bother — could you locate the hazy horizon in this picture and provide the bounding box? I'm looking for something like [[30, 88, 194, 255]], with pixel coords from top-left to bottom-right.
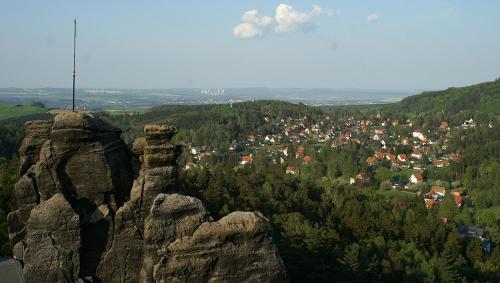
[[1, 1, 500, 90]]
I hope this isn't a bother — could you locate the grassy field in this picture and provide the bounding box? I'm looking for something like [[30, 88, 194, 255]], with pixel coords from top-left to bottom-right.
[[0, 103, 48, 121]]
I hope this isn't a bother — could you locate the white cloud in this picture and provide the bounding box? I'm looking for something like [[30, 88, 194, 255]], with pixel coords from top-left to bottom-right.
[[367, 13, 380, 23], [233, 4, 339, 39], [233, 9, 273, 39], [275, 4, 337, 33]]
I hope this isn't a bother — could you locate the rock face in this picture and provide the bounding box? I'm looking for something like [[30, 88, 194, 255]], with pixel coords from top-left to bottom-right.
[[154, 211, 287, 283], [23, 193, 81, 283], [18, 120, 53, 175], [8, 113, 287, 283]]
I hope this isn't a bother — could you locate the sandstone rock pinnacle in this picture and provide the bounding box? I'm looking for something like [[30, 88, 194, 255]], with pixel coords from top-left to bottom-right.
[[8, 113, 287, 283]]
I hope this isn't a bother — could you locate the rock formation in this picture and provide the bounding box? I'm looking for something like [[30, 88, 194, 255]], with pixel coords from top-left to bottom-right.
[[8, 112, 287, 283], [154, 211, 286, 282]]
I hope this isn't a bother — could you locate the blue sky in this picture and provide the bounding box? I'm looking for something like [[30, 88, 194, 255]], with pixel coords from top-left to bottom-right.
[[1, 0, 500, 90]]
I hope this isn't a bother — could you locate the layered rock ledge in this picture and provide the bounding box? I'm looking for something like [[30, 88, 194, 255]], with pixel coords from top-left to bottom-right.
[[8, 112, 286, 283]]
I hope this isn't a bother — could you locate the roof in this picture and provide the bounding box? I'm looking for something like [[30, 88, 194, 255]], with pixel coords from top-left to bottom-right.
[[0, 258, 24, 283], [303, 155, 313, 162], [412, 171, 423, 180], [427, 190, 438, 197], [241, 155, 252, 162], [431, 186, 446, 195], [366, 157, 377, 165], [457, 226, 485, 238], [375, 151, 385, 160], [356, 172, 370, 180], [386, 153, 396, 161]]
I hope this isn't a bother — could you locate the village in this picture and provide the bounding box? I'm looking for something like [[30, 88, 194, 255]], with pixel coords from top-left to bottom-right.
[[183, 111, 489, 210]]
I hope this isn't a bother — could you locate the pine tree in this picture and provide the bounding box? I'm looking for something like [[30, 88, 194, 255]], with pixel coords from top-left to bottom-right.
[[339, 243, 361, 272]]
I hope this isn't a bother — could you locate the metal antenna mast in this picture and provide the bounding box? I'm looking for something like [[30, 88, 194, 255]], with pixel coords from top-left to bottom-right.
[[72, 19, 77, 111]]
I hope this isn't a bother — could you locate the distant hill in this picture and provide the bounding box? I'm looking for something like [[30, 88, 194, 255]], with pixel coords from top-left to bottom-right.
[[383, 78, 500, 117]]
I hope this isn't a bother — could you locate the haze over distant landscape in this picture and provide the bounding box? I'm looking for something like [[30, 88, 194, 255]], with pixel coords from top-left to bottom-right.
[[0, 87, 415, 110], [1, 0, 499, 92]]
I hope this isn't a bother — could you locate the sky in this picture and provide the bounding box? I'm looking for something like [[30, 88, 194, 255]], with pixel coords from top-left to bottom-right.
[[1, 0, 500, 90]]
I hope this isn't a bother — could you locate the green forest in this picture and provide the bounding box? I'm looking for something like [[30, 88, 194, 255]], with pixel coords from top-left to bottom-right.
[[1, 80, 499, 282]]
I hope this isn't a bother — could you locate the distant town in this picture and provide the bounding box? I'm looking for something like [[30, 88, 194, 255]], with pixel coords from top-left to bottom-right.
[[0, 87, 413, 110]]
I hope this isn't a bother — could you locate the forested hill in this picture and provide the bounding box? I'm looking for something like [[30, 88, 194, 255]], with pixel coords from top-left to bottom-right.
[[101, 100, 323, 146], [383, 78, 500, 117]]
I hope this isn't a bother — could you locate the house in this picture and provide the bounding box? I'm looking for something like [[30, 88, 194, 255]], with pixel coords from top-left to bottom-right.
[[461, 118, 476, 128], [431, 186, 446, 196], [412, 129, 427, 141], [303, 155, 313, 163], [380, 139, 387, 149], [278, 147, 289, 157], [451, 189, 469, 207], [340, 132, 351, 141], [433, 159, 448, 168], [286, 165, 297, 175], [391, 181, 405, 189], [439, 121, 449, 131], [409, 171, 423, 184], [366, 157, 377, 166], [240, 155, 252, 165], [411, 147, 423, 160], [402, 137, 410, 145], [190, 146, 201, 155], [424, 186, 446, 208], [457, 225, 491, 253], [247, 134, 256, 142], [397, 154, 408, 162], [449, 153, 461, 162], [296, 146, 305, 158], [385, 153, 397, 162], [375, 151, 386, 160], [185, 162, 196, 170]]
